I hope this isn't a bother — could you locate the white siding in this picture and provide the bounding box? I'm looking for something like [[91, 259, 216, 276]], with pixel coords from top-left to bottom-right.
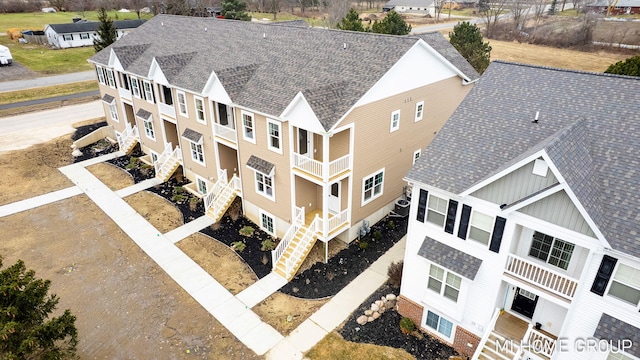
[[519, 190, 596, 238]]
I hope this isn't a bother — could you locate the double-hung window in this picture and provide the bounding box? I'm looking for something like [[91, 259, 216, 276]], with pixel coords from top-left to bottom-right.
[[267, 119, 282, 153], [80, 33, 90, 40], [468, 211, 494, 245], [96, 66, 105, 84], [196, 177, 207, 194], [415, 101, 424, 121], [425, 310, 454, 338], [362, 169, 384, 205], [242, 111, 255, 143], [260, 210, 275, 235], [130, 77, 141, 98], [106, 69, 116, 88], [143, 117, 155, 140], [63, 34, 72, 41], [608, 263, 640, 306], [390, 110, 400, 132], [427, 264, 461, 302], [255, 172, 274, 199], [528, 231, 574, 270], [195, 97, 205, 123], [142, 80, 154, 103], [413, 149, 421, 165], [177, 91, 188, 116], [190, 141, 204, 164], [426, 194, 447, 227], [108, 103, 118, 121]]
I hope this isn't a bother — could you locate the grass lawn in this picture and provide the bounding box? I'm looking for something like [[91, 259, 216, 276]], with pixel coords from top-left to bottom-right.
[[0, 10, 153, 33], [0, 81, 98, 105], [0, 36, 94, 74]]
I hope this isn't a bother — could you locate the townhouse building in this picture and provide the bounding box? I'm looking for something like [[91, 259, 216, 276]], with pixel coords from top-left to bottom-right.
[[398, 61, 640, 360], [89, 14, 479, 280]]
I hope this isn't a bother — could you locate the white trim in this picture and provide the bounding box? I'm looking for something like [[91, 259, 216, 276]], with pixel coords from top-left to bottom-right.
[[188, 140, 206, 166], [423, 308, 456, 342], [96, 65, 105, 84], [108, 102, 119, 122], [361, 168, 385, 206], [130, 76, 141, 98], [266, 118, 283, 154], [176, 90, 188, 117], [150, 150, 159, 164], [106, 69, 116, 88], [259, 209, 276, 236], [254, 169, 275, 201], [194, 96, 206, 124], [413, 149, 421, 165], [196, 175, 208, 194], [390, 109, 400, 133], [241, 110, 256, 144], [606, 261, 640, 309], [415, 100, 424, 121], [142, 80, 154, 103], [143, 117, 156, 140]]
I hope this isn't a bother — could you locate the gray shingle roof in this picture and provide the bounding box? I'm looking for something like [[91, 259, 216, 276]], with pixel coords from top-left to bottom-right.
[[417, 236, 483, 280], [101, 94, 115, 104], [182, 128, 203, 143], [90, 15, 478, 132], [135, 108, 152, 119], [47, 20, 146, 34], [246, 155, 275, 176], [112, 44, 152, 69], [594, 313, 640, 358], [406, 61, 640, 257]]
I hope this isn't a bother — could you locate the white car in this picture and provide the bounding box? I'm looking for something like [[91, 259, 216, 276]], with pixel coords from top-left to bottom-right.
[[0, 45, 12, 66]]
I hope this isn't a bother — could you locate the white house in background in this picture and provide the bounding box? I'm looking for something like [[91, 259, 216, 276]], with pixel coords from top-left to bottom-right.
[[44, 19, 145, 48], [398, 61, 640, 360], [382, 0, 436, 15]]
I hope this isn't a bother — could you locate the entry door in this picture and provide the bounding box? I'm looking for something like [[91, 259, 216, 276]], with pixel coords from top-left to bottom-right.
[[329, 182, 340, 214], [511, 288, 538, 319], [299, 129, 312, 158]]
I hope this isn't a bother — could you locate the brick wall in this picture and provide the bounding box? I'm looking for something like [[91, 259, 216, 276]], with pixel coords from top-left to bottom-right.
[[453, 326, 480, 357], [397, 295, 424, 326]]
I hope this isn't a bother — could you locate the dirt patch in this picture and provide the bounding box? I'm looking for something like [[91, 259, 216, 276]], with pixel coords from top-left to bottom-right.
[[124, 191, 184, 233], [0, 134, 74, 206], [296, 239, 348, 274], [0, 195, 260, 360], [253, 292, 328, 335], [307, 332, 415, 360], [86, 162, 134, 191], [176, 233, 258, 295]]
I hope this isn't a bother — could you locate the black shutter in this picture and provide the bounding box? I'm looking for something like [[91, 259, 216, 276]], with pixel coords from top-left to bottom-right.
[[457, 205, 472, 239], [416, 189, 428, 223], [489, 217, 506, 253], [591, 255, 618, 296], [444, 200, 458, 234]]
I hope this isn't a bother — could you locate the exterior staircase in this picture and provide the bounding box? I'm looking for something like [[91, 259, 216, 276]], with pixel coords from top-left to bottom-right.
[[116, 123, 139, 154], [477, 331, 520, 360], [154, 143, 182, 182], [271, 207, 319, 281], [204, 170, 241, 223]]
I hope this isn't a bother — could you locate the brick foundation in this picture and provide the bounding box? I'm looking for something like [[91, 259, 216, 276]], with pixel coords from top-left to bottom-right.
[[452, 326, 480, 357], [397, 295, 424, 327]]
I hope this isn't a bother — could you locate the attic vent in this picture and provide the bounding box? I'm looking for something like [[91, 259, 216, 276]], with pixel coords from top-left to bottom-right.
[[532, 110, 540, 123], [532, 159, 549, 177], [343, 42, 347, 50], [263, 32, 266, 38]]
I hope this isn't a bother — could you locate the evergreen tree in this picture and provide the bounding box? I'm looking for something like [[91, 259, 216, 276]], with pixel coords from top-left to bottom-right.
[[548, 0, 558, 14], [605, 55, 640, 77], [221, 0, 252, 21], [371, 11, 411, 35], [0, 257, 78, 359], [94, 7, 117, 53], [337, 8, 366, 32], [449, 21, 492, 74]]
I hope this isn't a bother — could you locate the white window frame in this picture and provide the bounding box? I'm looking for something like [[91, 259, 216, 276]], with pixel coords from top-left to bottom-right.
[[196, 176, 207, 194], [142, 80, 154, 103], [143, 117, 155, 140], [267, 119, 282, 153], [425, 310, 454, 340], [176, 91, 188, 117], [254, 171, 274, 201], [96, 66, 105, 84], [427, 263, 462, 303], [607, 263, 640, 307], [106, 69, 116, 88], [415, 101, 424, 121], [390, 110, 400, 132], [426, 194, 447, 228], [63, 34, 72, 41], [108, 102, 118, 122], [607, 350, 637, 360], [361, 168, 384, 206], [130, 77, 141, 98], [150, 151, 158, 164], [80, 33, 90, 40], [468, 211, 494, 246], [242, 111, 256, 144], [189, 141, 205, 165], [413, 149, 421, 165], [194, 96, 206, 124], [259, 209, 276, 236], [528, 231, 574, 270]]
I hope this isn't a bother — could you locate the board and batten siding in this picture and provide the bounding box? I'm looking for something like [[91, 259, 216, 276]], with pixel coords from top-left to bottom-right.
[[344, 76, 472, 223], [471, 159, 559, 206], [519, 190, 596, 238]]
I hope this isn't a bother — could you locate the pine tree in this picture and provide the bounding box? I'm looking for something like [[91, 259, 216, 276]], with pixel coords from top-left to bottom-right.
[[337, 8, 366, 32], [0, 257, 78, 359], [605, 55, 640, 77], [371, 11, 411, 35], [94, 7, 117, 53], [221, 0, 252, 21], [449, 21, 492, 74]]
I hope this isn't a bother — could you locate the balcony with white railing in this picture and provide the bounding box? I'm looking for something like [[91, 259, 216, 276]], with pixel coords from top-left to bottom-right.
[[315, 209, 350, 239], [158, 102, 176, 118], [118, 87, 132, 101], [292, 153, 351, 181], [504, 254, 579, 301], [213, 122, 237, 144]]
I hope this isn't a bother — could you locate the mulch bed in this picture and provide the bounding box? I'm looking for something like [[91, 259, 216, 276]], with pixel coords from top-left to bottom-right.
[[279, 216, 407, 299], [72, 121, 118, 163], [340, 284, 460, 360]]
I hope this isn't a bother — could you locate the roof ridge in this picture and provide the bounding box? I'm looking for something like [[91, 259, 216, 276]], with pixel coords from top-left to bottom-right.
[[492, 60, 640, 81]]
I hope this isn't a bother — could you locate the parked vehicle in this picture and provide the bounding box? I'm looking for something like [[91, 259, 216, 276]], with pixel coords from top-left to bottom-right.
[[0, 45, 13, 66]]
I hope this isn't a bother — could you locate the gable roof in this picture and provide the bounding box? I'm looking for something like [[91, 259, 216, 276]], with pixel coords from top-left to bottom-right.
[[406, 61, 640, 257], [90, 14, 478, 132], [46, 19, 146, 34]]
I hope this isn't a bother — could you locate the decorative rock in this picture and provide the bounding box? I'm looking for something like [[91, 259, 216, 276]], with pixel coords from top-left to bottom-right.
[[372, 311, 381, 320], [386, 294, 397, 301], [387, 300, 396, 309], [364, 309, 373, 316], [379, 306, 386, 313], [367, 316, 374, 322], [370, 303, 380, 312], [356, 315, 368, 325], [72, 149, 83, 157], [375, 300, 384, 308], [381, 297, 388, 303]]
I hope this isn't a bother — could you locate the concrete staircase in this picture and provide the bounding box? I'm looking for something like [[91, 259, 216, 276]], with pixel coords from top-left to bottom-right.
[[204, 172, 240, 223], [154, 144, 182, 182]]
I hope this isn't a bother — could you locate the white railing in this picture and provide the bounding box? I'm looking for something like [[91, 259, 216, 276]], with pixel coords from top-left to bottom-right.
[[154, 143, 182, 180], [316, 209, 349, 238], [505, 254, 579, 300], [329, 154, 350, 177], [524, 327, 557, 359], [271, 206, 304, 269], [472, 307, 502, 360], [118, 87, 132, 101], [293, 153, 352, 180], [204, 169, 228, 211], [116, 123, 139, 152], [158, 102, 176, 118], [213, 122, 237, 143], [207, 174, 240, 220], [283, 216, 319, 279]]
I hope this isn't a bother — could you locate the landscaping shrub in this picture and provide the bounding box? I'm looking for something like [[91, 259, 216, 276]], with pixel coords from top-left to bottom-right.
[[231, 241, 246, 252], [399, 317, 415, 334]]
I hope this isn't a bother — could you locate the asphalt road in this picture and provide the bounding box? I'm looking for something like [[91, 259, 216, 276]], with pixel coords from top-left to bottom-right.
[[0, 70, 96, 93], [0, 90, 100, 110]]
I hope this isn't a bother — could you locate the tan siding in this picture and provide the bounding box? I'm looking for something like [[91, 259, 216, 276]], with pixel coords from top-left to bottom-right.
[[295, 177, 318, 211], [519, 191, 597, 237], [99, 84, 122, 131], [472, 160, 559, 205], [329, 128, 350, 160], [236, 110, 292, 222], [344, 76, 472, 223], [179, 92, 217, 181]]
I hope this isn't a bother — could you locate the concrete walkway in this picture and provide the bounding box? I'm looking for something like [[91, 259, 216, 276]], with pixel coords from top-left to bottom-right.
[[0, 151, 407, 358]]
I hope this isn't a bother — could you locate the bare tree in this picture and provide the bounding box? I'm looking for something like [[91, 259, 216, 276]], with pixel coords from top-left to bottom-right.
[[267, 0, 281, 19], [605, 0, 617, 16], [49, 0, 69, 11], [510, 0, 532, 31], [529, 0, 547, 38], [571, 0, 583, 12], [433, 0, 445, 21], [127, 0, 146, 18], [325, 0, 350, 28], [478, 0, 509, 38]]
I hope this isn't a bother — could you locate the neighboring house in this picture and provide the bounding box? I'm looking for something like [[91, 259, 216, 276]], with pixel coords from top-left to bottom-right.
[[398, 61, 640, 359], [89, 14, 479, 281], [383, 0, 436, 15], [587, 0, 640, 14], [44, 19, 146, 48]]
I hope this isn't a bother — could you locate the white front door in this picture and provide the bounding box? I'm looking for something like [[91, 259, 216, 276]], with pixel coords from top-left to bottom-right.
[[329, 182, 340, 214], [299, 129, 312, 158]]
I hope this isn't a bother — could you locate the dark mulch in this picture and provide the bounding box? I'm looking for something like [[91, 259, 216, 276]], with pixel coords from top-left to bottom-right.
[[147, 177, 206, 224], [72, 122, 118, 163], [340, 284, 459, 360], [279, 216, 407, 299]]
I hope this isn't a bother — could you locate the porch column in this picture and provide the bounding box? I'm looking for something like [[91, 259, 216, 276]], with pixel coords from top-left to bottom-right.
[[322, 133, 330, 238]]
